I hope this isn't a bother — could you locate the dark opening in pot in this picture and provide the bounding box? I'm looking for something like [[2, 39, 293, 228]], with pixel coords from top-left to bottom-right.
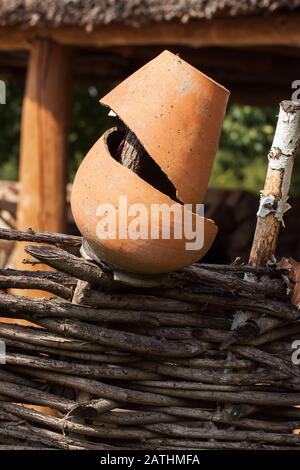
[[106, 127, 179, 202]]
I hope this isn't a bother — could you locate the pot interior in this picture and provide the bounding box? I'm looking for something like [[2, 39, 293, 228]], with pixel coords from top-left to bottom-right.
[[105, 127, 180, 203]]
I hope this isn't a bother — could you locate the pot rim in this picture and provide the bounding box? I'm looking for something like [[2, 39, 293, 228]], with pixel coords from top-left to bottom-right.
[[99, 50, 230, 205], [97, 127, 218, 228], [71, 128, 218, 273]]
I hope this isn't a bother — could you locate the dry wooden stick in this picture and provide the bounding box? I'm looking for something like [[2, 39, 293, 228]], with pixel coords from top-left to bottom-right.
[[144, 422, 300, 445], [6, 313, 207, 363], [194, 263, 280, 276], [2, 184, 300, 448], [0, 274, 72, 299], [230, 344, 300, 379], [16, 368, 187, 407], [24, 237, 286, 299], [155, 406, 300, 432], [173, 357, 253, 369], [0, 293, 221, 329], [0, 369, 40, 389], [74, 265, 285, 299], [0, 447, 53, 450], [135, 362, 292, 388], [116, 128, 145, 174], [156, 288, 300, 320], [0, 268, 76, 287], [218, 102, 300, 429], [145, 439, 299, 450], [97, 410, 177, 425], [116, 127, 177, 200], [133, 385, 300, 406], [224, 100, 300, 346], [182, 265, 285, 298], [0, 322, 107, 351], [71, 283, 200, 312], [0, 409, 19, 422], [3, 352, 160, 381], [0, 422, 109, 450], [252, 322, 300, 346], [25, 245, 113, 288], [134, 381, 249, 392], [2, 337, 136, 364], [0, 381, 75, 412], [76, 284, 300, 321], [0, 294, 164, 327], [134, 362, 290, 385], [14, 316, 211, 358], [0, 227, 81, 246], [249, 100, 300, 266], [0, 402, 156, 442]]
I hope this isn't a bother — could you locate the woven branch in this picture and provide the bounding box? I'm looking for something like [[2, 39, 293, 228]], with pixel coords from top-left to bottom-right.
[[0, 228, 300, 450]]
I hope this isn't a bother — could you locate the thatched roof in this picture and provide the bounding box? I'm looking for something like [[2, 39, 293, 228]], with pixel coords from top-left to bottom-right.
[[0, 0, 299, 29]]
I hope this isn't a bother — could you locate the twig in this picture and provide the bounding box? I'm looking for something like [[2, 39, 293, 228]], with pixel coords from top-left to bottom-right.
[[158, 289, 299, 320], [25, 245, 113, 288], [3, 352, 160, 381], [73, 284, 200, 313], [0, 381, 75, 412], [0, 403, 156, 442], [0, 268, 76, 287], [14, 368, 187, 407], [145, 439, 299, 450], [2, 336, 137, 364], [133, 385, 300, 406], [0, 227, 82, 246], [0, 275, 72, 299], [182, 265, 286, 298]]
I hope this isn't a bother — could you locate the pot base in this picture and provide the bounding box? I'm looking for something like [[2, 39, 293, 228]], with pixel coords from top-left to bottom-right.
[[81, 239, 167, 287]]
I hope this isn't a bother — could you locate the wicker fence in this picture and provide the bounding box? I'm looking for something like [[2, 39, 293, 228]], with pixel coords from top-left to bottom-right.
[[0, 228, 299, 449]]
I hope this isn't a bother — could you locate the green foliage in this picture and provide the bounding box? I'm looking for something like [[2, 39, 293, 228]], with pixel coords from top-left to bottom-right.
[[1, 79, 300, 195], [0, 80, 23, 180], [212, 105, 300, 195], [68, 84, 116, 181], [210, 105, 277, 193], [0, 81, 115, 182]]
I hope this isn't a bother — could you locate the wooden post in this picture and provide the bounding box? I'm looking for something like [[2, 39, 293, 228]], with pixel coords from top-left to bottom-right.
[[3, 39, 73, 415], [249, 100, 300, 266], [221, 101, 300, 349], [8, 39, 73, 271]]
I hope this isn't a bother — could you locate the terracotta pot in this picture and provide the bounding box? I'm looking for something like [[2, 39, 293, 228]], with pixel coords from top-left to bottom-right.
[[71, 51, 229, 274], [101, 50, 229, 204], [71, 128, 217, 274]]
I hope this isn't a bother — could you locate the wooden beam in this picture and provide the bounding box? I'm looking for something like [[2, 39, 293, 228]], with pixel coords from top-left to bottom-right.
[[0, 30, 30, 50], [8, 39, 73, 272], [0, 14, 300, 50], [75, 46, 299, 79], [1, 45, 296, 106]]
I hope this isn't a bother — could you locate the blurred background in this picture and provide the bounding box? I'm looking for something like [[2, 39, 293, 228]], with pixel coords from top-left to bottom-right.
[[1, 0, 300, 266]]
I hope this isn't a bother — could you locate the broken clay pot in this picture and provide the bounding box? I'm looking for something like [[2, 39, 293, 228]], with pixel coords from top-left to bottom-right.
[[71, 51, 229, 274], [101, 50, 229, 204], [71, 129, 217, 274]]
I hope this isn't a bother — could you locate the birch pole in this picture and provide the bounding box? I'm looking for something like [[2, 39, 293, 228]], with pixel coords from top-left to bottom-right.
[[249, 100, 300, 266], [222, 101, 300, 349]]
